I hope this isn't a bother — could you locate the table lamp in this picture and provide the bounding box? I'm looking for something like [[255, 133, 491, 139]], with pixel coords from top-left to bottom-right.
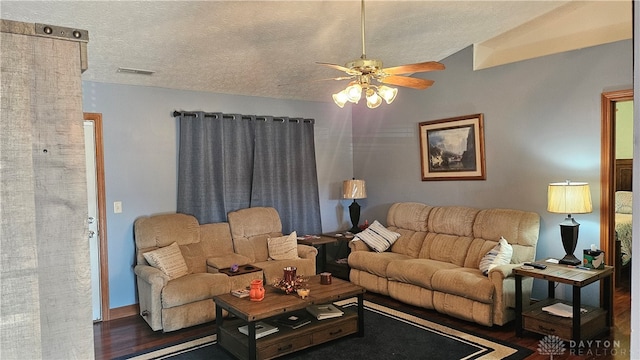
[[343, 179, 367, 233], [547, 181, 593, 265]]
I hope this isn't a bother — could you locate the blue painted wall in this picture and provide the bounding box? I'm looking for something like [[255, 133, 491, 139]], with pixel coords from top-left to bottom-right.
[[82, 85, 353, 308], [351, 41, 632, 305], [84, 39, 631, 309]]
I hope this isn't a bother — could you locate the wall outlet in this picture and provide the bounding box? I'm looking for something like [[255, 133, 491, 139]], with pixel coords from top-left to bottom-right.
[[113, 201, 122, 214]]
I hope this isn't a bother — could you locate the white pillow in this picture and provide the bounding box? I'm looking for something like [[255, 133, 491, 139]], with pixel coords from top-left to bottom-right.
[[143, 242, 190, 279], [479, 237, 513, 276], [268, 231, 300, 260], [355, 220, 401, 252]]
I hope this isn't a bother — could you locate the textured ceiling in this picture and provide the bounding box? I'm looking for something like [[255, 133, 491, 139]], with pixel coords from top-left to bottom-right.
[[1, 1, 572, 102]]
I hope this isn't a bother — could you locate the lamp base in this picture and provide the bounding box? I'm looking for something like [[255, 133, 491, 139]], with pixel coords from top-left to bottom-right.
[[348, 200, 362, 234], [558, 216, 581, 266], [559, 254, 581, 266]]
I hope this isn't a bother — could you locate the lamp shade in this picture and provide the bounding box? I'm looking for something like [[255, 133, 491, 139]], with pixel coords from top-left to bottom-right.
[[547, 181, 593, 214], [343, 179, 367, 199]]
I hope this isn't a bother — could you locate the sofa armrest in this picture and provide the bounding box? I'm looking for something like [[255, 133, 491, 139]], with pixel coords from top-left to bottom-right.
[[297, 244, 318, 259], [134, 264, 170, 287], [488, 263, 533, 326], [134, 264, 169, 331], [488, 263, 519, 279], [348, 239, 371, 252]]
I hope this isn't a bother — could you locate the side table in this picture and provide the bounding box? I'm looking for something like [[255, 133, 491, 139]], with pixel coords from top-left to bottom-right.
[[322, 232, 355, 280], [514, 259, 613, 342], [297, 235, 338, 273]]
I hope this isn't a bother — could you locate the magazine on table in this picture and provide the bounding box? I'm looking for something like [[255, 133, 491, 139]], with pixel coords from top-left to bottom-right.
[[274, 311, 312, 329], [541, 302, 587, 318], [306, 304, 344, 320], [238, 322, 279, 339]]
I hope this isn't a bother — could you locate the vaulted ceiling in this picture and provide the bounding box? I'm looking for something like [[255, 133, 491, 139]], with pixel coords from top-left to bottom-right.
[[1, 1, 631, 102]]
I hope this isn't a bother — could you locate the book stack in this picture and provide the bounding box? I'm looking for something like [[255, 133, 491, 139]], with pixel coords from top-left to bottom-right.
[[274, 311, 312, 329], [231, 289, 250, 298], [306, 304, 344, 320], [238, 322, 279, 339]]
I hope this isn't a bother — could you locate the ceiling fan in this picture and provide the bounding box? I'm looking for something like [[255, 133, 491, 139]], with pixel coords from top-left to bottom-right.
[[318, 0, 445, 108]]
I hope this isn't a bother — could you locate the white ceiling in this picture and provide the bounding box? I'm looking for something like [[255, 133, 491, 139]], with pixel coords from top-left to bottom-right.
[[0, 1, 630, 103]]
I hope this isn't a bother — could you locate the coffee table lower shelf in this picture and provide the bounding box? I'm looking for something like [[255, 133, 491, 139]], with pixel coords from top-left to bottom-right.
[[218, 308, 357, 360], [522, 299, 607, 341]]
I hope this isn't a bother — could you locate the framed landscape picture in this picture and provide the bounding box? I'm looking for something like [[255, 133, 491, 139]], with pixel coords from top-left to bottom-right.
[[418, 114, 486, 181]]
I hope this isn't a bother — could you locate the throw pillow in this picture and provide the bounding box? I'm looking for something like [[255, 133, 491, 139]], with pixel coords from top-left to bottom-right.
[[143, 242, 190, 279], [615, 191, 633, 214], [268, 231, 299, 260], [479, 237, 513, 276], [355, 220, 401, 252]]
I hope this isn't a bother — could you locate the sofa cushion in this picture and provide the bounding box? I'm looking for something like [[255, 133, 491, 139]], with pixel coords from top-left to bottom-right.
[[427, 206, 479, 237], [143, 242, 190, 280], [478, 237, 513, 275], [386, 259, 458, 289], [267, 231, 299, 260], [431, 268, 495, 303], [348, 251, 410, 278], [355, 220, 401, 252], [134, 213, 201, 265], [161, 272, 230, 308], [387, 202, 432, 232], [179, 242, 207, 274], [472, 208, 539, 264], [419, 233, 473, 266]]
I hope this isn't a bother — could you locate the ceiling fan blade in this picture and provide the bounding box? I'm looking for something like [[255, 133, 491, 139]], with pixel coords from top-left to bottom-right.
[[380, 76, 435, 90], [316, 62, 361, 76], [311, 76, 355, 82], [382, 61, 445, 75]]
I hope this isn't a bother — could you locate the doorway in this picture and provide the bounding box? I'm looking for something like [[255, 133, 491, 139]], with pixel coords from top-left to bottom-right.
[[600, 89, 633, 282], [84, 112, 110, 321]]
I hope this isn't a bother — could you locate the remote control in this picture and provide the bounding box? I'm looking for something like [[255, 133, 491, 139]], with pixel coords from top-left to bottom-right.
[[524, 262, 547, 270]]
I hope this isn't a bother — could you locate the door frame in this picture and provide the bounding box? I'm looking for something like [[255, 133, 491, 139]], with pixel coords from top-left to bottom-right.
[[600, 89, 633, 278], [84, 112, 110, 321]]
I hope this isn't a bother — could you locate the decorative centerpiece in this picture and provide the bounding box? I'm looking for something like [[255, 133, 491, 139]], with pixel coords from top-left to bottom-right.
[[273, 266, 307, 294]]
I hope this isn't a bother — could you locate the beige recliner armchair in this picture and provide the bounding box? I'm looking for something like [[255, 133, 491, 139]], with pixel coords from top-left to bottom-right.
[[227, 207, 318, 284], [134, 213, 258, 332]]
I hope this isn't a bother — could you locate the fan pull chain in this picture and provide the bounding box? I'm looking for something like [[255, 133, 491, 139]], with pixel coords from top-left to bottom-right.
[[361, 0, 366, 59]]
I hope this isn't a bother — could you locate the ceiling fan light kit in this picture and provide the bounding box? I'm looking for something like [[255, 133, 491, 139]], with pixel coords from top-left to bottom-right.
[[321, 0, 445, 109]]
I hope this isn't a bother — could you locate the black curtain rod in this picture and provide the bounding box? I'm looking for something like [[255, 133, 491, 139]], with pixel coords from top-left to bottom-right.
[[173, 110, 314, 124], [173, 111, 217, 118]]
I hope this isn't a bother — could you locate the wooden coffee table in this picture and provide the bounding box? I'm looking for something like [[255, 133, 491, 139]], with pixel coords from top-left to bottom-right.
[[214, 275, 365, 360]]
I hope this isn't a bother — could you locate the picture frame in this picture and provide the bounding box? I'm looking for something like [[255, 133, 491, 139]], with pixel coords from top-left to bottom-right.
[[418, 114, 486, 181]]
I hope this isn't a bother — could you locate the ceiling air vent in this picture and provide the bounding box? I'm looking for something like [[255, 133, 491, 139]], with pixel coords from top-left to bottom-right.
[[117, 67, 155, 75]]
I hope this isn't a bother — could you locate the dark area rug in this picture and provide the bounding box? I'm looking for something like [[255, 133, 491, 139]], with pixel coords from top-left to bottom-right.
[[120, 299, 532, 360]]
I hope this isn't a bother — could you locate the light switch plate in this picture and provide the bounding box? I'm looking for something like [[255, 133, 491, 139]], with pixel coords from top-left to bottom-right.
[[114, 201, 122, 214]]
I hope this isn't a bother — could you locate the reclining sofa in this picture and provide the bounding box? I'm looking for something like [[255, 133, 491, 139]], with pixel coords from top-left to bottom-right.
[[134, 207, 317, 332], [348, 202, 540, 326]]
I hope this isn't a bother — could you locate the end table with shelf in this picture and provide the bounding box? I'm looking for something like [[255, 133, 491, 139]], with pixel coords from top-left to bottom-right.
[[321, 232, 354, 280], [296, 236, 338, 274], [514, 259, 613, 342], [297, 232, 355, 279]]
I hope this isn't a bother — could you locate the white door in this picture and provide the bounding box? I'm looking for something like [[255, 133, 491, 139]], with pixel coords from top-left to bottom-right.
[[84, 120, 102, 321]]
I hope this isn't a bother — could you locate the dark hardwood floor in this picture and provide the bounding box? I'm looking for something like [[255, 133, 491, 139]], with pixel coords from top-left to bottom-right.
[[94, 270, 631, 360]]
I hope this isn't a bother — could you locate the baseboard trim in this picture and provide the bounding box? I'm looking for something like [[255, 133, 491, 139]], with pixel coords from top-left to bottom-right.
[[109, 304, 139, 320]]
